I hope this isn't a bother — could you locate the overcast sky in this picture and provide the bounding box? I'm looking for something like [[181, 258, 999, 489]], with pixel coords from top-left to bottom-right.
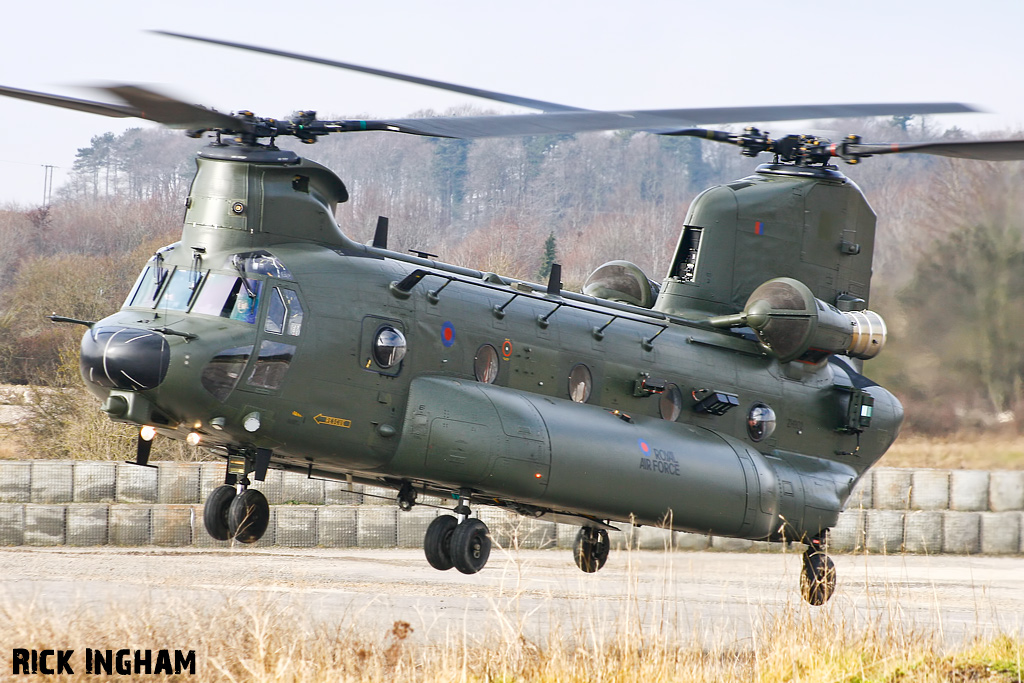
[[1, 0, 1022, 205]]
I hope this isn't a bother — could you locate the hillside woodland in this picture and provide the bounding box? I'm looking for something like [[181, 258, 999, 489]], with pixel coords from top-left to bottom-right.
[[1, 113, 1023, 460]]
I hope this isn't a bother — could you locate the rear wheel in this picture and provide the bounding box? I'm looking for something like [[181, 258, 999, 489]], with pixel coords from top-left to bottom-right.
[[573, 527, 610, 573], [450, 518, 491, 575], [228, 488, 270, 544], [424, 515, 458, 571], [203, 485, 236, 541], [800, 550, 836, 606]]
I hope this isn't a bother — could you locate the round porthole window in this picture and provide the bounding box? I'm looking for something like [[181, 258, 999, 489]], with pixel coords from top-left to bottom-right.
[[747, 402, 777, 442], [660, 383, 683, 422], [568, 363, 592, 403], [373, 327, 407, 368], [474, 344, 499, 384]]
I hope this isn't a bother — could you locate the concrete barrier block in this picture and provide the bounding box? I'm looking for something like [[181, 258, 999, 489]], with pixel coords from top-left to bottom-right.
[[66, 504, 108, 546], [189, 505, 230, 548], [362, 485, 396, 505], [556, 523, 578, 549], [324, 481, 363, 505], [610, 526, 639, 551], [475, 508, 519, 548], [252, 506, 278, 548], [31, 462, 73, 504], [109, 505, 152, 546], [711, 536, 754, 552], [0, 462, 30, 503], [903, 511, 944, 554], [846, 474, 873, 509], [72, 462, 116, 503], [873, 469, 911, 510], [516, 520, 557, 549], [910, 470, 949, 510], [397, 508, 442, 548], [115, 464, 157, 503], [830, 508, 865, 553], [357, 507, 397, 548], [943, 511, 981, 554], [318, 506, 358, 547], [980, 512, 1020, 555], [950, 471, 990, 511], [276, 506, 318, 547], [278, 472, 325, 505], [636, 526, 674, 551], [989, 471, 1024, 512], [251, 470, 285, 504], [674, 531, 711, 551], [0, 505, 24, 545], [157, 463, 200, 504], [865, 510, 905, 554], [24, 505, 65, 545], [750, 540, 786, 553], [152, 505, 194, 546], [198, 462, 228, 500]]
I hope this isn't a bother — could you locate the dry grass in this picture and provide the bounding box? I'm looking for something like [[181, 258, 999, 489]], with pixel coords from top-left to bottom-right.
[[0, 586, 1020, 682], [882, 433, 1024, 470]]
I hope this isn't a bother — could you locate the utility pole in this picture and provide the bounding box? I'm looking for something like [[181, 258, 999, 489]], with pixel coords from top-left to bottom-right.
[[41, 164, 54, 206]]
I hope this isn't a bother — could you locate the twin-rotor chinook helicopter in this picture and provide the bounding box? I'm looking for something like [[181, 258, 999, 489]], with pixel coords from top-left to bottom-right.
[[5, 32, 1024, 606]]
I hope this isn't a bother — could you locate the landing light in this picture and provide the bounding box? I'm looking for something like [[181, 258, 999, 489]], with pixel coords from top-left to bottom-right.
[[210, 416, 226, 431], [186, 432, 202, 447], [139, 425, 157, 442], [243, 412, 261, 433]]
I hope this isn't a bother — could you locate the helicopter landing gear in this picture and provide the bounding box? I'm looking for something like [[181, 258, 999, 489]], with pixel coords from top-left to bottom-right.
[[573, 527, 610, 573], [202, 449, 271, 544], [422, 492, 491, 575], [800, 535, 836, 606]]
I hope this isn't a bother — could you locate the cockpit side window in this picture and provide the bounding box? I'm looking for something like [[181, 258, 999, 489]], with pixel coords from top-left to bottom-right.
[[264, 287, 304, 336], [191, 273, 262, 324]]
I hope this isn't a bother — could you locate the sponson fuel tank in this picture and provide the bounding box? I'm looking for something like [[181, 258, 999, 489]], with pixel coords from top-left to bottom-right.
[[385, 377, 859, 540]]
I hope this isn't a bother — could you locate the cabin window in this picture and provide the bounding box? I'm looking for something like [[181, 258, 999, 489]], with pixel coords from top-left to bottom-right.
[[373, 327, 407, 369], [474, 344, 499, 384], [568, 363, 593, 403], [747, 403, 777, 442], [659, 383, 683, 421], [201, 345, 253, 401], [247, 340, 297, 390]]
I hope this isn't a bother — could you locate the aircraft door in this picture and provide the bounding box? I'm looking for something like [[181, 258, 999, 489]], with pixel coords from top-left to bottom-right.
[[235, 279, 306, 395]]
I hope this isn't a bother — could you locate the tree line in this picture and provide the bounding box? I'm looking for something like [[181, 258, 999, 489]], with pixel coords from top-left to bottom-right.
[[1, 113, 1022, 440]]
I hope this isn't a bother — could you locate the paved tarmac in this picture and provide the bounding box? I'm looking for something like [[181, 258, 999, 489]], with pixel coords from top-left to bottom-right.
[[1, 546, 1022, 646]]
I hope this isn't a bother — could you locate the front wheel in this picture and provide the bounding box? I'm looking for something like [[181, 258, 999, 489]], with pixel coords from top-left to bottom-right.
[[203, 485, 236, 541], [424, 515, 458, 571], [800, 551, 836, 606], [228, 488, 270, 544], [450, 518, 491, 575], [573, 527, 610, 573]]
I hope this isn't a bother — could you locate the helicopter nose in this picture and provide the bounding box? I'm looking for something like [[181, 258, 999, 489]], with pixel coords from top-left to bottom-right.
[[80, 326, 171, 391]]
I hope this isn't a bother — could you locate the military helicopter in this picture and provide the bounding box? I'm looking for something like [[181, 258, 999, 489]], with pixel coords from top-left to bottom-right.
[[4, 32, 1024, 607]]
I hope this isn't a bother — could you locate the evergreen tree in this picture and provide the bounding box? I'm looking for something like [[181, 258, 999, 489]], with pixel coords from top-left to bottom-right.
[[538, 231, 557, 278]]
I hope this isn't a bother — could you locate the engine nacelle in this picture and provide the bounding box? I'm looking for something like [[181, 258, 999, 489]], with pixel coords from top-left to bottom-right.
[[582, 260, 660, 309], [710, 277, 887, 364]]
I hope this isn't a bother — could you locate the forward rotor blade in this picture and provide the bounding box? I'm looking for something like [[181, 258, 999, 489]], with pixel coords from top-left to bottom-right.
[[154, 30, 585, 114], [847, 138, 1024, 161], [368, 102, 979, 139], [0, 84, 139, 118], [101, 85, 243, 129]]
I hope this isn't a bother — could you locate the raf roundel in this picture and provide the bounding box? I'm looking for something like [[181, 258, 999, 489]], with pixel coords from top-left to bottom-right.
[[638, 438, 651, 457], [441, 321, 456, 348]]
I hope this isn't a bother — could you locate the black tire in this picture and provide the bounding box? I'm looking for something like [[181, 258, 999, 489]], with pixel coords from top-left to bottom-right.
[[424, 515, 458, 571], [228, 488, 270, 544], [800, 551, 837, 606], [203, 484, 236, 541], [450, 518, 491, 575], [573, 528, 610, 573]]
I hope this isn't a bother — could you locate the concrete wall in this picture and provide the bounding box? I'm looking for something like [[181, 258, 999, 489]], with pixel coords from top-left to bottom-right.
[[0, 462, 1022, 554]]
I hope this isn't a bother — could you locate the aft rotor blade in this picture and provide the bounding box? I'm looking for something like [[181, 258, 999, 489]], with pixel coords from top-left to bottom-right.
[[367, 102, 979, 139], [0, 84, 139, 118], [154, 30, 585, 114], [847, 138, 1024, 161]]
